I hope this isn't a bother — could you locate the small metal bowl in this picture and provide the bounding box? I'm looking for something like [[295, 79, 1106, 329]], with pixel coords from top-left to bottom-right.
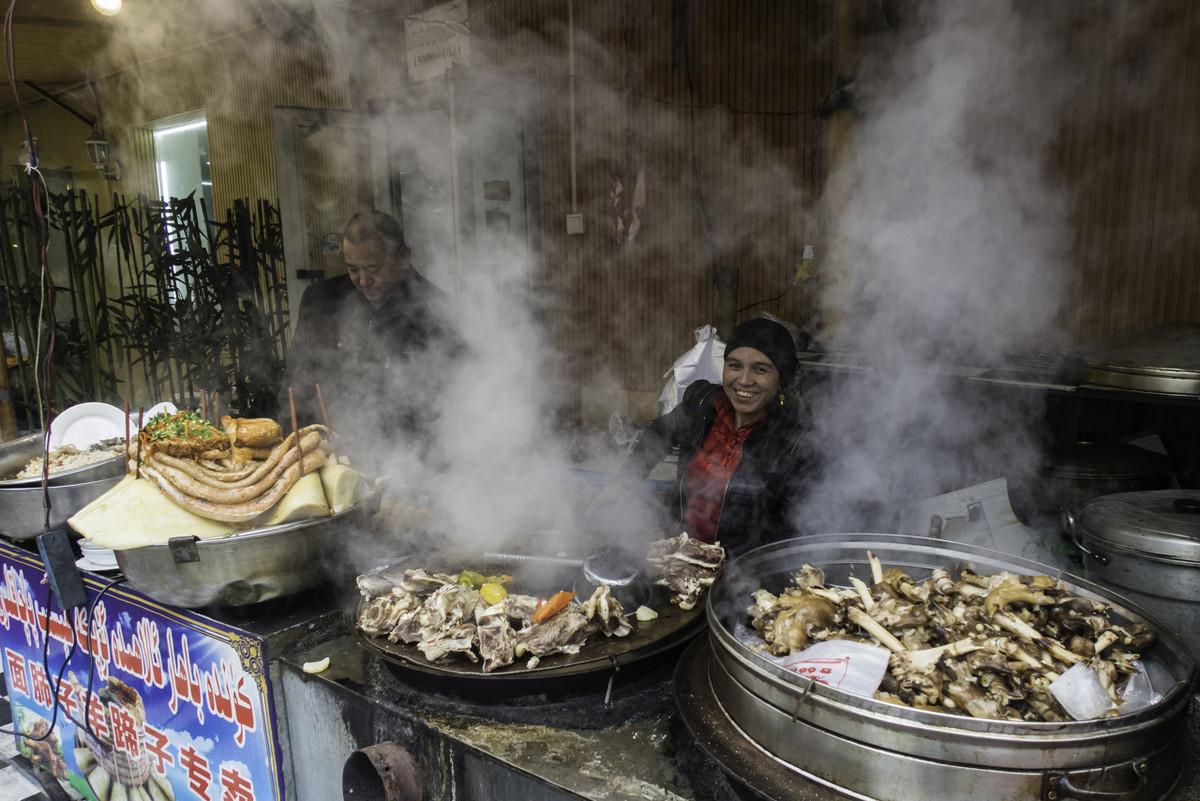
[[577, 545, 652, 610]]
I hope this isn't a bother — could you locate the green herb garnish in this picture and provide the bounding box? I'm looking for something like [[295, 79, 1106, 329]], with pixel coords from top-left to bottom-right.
[[144, 410, 222, 440]]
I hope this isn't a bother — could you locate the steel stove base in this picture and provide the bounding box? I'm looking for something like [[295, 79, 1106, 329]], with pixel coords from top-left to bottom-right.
[[274, 628, 746, 801]]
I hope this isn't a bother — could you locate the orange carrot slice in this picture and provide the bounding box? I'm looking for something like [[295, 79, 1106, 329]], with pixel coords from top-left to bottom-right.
[[532, 590, 576, 623]]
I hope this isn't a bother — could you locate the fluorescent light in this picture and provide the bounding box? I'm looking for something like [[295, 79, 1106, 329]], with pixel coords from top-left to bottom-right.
[[201, 181, 212, 186], [154, 120, 207, 138], [91, 0, 122, 16]]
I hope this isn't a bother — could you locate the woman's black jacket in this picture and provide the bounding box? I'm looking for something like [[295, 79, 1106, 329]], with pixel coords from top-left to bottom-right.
[[623, 380, 815, 557]]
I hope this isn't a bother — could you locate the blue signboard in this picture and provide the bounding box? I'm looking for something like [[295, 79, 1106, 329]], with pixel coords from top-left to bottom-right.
[[0, 541, 284, 801]]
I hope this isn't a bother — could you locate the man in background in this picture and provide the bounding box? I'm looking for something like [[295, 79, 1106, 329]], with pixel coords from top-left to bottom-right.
[[282, 209, 448, 461]]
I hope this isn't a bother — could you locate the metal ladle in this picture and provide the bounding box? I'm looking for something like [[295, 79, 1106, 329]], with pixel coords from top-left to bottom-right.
[[481, 545, 651, 609], [579, 546, 651, 610]]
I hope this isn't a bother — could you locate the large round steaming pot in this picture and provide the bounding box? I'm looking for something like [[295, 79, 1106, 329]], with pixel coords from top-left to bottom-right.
[[1074, 490, 1200, 663], [705, 534, 1196, 801], [0, 432, 124, 540]]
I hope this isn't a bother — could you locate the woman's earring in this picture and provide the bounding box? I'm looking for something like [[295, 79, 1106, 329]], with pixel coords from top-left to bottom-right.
[[778, 391, 785, 406]]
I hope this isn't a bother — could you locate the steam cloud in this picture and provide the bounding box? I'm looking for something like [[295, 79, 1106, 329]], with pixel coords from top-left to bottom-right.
[[86, 0, 1097, 558], [801, 0, 1078, 534]]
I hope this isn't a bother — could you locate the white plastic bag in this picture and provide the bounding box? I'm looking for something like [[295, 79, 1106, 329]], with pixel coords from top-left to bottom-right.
[[1050, 663, 1116, 720], [657, 325, 726, 415], [1119, 660, 1163, 713]]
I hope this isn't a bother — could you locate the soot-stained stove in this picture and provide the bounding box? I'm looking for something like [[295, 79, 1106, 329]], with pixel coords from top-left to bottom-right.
[[272, 614, 757, 801]]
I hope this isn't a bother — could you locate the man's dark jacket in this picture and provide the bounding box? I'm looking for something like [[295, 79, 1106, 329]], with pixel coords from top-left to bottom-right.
[[624, 381, 815, 557], [282, 270, 447, 434]]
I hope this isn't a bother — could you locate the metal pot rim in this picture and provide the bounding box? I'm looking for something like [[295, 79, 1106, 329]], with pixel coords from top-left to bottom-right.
[[112, 490, 378, 553], [0, 472, 125, 493]]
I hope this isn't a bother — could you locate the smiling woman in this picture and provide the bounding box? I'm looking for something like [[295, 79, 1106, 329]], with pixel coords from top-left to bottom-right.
[[596, 318, 816, 557]]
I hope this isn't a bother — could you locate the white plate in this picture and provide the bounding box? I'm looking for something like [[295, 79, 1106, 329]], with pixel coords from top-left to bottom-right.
[[76, 556, 119, 573], [129, 401, 179, 433], [48, 402, 129, 449]]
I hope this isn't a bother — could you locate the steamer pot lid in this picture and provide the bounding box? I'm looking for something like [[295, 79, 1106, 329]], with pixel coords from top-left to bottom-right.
[[1077, 490, 1200, 563], [1042, 441, 1173, 481], [1077, 322, 1200, 394]]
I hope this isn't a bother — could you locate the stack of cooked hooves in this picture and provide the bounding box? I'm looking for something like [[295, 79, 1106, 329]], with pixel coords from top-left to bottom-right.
[[133, 412, 329, 523], [76, 676, 175, 800], [77, 727, 176, 801]]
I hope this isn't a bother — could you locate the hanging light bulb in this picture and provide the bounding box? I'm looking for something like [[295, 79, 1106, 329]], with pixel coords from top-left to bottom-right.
[[90, 0, 122, 16]]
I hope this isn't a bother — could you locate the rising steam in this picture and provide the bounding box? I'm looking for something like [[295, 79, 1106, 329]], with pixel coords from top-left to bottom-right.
[[800, 0, 1079, 533]]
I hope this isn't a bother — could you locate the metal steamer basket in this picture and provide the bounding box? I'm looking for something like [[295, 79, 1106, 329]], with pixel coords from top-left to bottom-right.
[[1074, 490, 1200, 663], [704, 535, 1197, 801], [114, 499, 374, 608], [0, 432, 124, 540]]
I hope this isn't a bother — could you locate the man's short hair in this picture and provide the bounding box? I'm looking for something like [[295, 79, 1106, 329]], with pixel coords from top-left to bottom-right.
[[343, 209, 407, 256]]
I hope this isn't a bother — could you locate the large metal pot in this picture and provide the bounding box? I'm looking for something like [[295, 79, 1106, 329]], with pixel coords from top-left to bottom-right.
[[705, 534, 1196, 801], [0, 433, 125, 540], [1034, 441, 1173, 518], [1074, 490, 1200, 663], [114, 500, 373, 608]]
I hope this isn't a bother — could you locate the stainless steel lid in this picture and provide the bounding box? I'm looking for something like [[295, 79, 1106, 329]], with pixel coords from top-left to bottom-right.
[[1079, 322, 1200, 396], [1042, 441, 1173, 481], [1077, 490, 1200, 564]]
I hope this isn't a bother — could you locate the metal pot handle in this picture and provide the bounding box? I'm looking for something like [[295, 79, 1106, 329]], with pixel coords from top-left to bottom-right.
[[168, 536, 201, 564], [1069, 529, 1110, 566], [1043, 759, 1147, 801], [1174, 497, 1200, 514]]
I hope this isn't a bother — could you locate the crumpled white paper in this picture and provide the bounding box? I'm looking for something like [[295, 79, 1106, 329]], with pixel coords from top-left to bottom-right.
[[776, 640, 892, 696], [735, 622, 891, 698]]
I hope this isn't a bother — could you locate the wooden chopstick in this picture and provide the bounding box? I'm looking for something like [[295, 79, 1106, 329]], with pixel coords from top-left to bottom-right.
[[135, 407, 145, 479], [124, 401, 131, 476], [315, 383, 331, 429], [285, 383, 295, 441]]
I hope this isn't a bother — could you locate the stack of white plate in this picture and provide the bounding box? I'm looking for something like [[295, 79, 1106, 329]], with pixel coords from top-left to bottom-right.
[[77, 539, 118, 572]]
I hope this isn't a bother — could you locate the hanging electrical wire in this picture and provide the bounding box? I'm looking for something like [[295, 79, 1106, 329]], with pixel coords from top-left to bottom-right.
[[4, 0, 56, 529], [0, 0, 96, 753]]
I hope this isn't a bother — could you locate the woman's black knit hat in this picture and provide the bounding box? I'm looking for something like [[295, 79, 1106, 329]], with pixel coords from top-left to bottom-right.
[[724, 318, 798, 387]]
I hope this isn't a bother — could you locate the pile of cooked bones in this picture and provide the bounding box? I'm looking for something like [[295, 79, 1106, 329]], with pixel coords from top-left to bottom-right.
[[748, 552, 1157, 721], [357, 569, 631, 672]]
